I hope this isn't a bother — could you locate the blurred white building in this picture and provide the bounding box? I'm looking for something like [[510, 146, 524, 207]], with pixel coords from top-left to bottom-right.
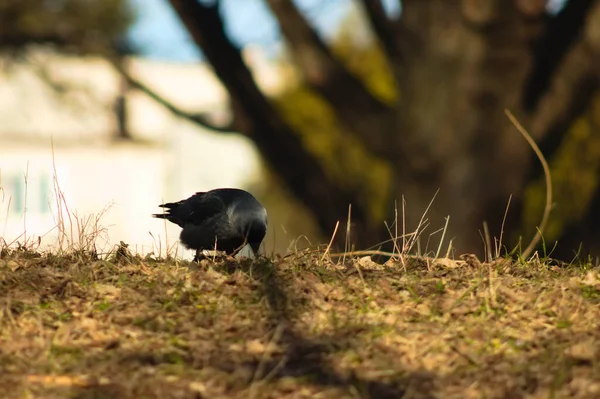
[[0, 46, 286, 257]]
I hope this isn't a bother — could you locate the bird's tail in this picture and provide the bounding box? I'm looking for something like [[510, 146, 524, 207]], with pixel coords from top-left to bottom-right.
[[152, 200, 183, 219], [158, 200, 184, 209]]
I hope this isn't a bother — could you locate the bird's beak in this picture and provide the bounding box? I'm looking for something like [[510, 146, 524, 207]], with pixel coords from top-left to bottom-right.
[[250, 242, 261, 257]]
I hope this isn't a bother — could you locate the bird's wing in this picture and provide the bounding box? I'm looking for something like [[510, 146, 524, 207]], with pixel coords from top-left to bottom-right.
[[173, 191, 227, 226]]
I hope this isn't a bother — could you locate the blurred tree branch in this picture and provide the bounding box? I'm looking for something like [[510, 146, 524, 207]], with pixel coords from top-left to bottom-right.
[[529, 38, 600, 178], [520, 0, 600, 243], [110, 58, 236, 133], [516, 0, 600, 187], [523, 0, 598, 111], [264, 0, 395, 160], [0, 35, 67, 49], [0, 0, 133, 55], [357, 0, 402, 65]]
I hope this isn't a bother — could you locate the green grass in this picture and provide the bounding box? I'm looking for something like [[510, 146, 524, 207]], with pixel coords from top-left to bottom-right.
[[1, 247, 600, 398]]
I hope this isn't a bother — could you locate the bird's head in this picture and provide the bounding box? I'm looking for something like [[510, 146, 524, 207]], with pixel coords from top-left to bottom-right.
[[234, 206, 268, 256]]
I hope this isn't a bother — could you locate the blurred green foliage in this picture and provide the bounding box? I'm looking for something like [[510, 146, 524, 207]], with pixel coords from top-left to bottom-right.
[[272, 11, 396, 225], [0, 0, 134, 54], [523, 93, 600, 242], [273, 86, 392, 222], [332, 9, 397, 106]]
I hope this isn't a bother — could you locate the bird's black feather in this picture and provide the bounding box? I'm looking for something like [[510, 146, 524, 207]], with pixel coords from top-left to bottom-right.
[[152, 188, 267, 258]]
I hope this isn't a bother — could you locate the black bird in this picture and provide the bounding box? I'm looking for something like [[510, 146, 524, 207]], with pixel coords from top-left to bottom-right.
[[152, 188, 267, 261]]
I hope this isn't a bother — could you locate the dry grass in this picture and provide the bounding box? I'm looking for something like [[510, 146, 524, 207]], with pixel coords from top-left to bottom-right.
[[1, 246, 600, 399]]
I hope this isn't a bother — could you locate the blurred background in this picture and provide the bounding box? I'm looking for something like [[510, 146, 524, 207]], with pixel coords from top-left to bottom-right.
[[1, 0, 599, 261]]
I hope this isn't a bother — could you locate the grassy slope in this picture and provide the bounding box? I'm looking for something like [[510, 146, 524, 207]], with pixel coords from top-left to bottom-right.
[[1, 248, 600, 399]]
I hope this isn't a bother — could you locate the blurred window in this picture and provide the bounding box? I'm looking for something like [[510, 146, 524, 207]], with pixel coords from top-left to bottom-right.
[[10, 175, 24, 214], [39, 173, 52, 214]]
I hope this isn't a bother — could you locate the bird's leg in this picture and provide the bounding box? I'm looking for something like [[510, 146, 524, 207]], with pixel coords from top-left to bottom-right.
[[230, 241, 250, 258], [193, 249, 201, 263], [231, 246, 244, 257]]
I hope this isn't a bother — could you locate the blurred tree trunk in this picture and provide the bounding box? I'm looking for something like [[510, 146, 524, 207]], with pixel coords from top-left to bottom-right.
[[168, 0, 600, 257]]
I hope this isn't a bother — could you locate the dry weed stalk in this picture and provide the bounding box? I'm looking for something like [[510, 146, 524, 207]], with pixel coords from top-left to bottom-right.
[[504, 109, 552, 260], [496, 194, 512, 259], [320, 220, 340, 264]]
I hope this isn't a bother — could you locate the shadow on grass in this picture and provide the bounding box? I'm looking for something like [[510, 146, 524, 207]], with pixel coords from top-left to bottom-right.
[[242, 259, 436, 399]]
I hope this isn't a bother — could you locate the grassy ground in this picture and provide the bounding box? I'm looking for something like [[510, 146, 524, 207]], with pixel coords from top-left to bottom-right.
[[1, 246, 600, 399]]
